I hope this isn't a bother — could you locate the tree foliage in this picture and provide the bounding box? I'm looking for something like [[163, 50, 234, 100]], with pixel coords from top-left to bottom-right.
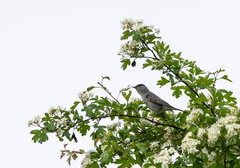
[[28, 19, 240, 168]]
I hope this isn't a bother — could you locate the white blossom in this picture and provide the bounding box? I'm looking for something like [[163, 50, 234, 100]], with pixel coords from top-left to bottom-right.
[[28, 115, 41, 127], [186, 108, 202, 123], [197, 128, 206, 138], [107, 121, 121, 130], [154, 148, 171, 168], [121, 18, 136, 30], [207, 124, 221, 147], [217, 115, 237, 125], [207, 115, 240, 146], [225, 123, 240, 140], [57, 117, 68, 126], [48, 106, 62, 116], [152, 59, 165, 69], [150, 141, 159, 150], [208, 151, 216, 162], [229, 107, 240, 116], [81, 150, 95, 168], [163, 127, 173, 139], [118, 40, 138, 56], [161, 140, 171, 149], [78, 91, 93, 101], [181, 132, 200, 154]]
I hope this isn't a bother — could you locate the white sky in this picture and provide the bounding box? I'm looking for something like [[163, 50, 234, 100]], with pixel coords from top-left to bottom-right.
[[1, 0, 239, 167]]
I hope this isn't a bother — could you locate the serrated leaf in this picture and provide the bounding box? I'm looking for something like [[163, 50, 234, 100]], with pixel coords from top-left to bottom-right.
[[172, 86, 183, 98], [221, 75, 232, 82], [121, 59, 131, 70], [157, 76, 170, 86]]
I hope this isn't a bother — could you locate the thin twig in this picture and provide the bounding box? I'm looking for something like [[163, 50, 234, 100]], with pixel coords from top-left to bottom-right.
[[97, 82, 120, 104]]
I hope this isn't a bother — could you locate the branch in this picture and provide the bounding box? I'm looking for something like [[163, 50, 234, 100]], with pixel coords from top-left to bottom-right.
[[141, 40, 159, 60], [163, 64, 216, 117], [82, 114, 187, 132], [97, 82, 120, 104], [141, 41, 216, 117]]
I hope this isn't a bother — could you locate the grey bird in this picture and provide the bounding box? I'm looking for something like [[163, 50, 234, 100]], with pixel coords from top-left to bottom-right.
[[133, 84, 183, 113]]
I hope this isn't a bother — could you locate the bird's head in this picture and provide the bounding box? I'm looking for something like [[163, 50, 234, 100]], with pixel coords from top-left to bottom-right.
[[133, 84, 149, 95]]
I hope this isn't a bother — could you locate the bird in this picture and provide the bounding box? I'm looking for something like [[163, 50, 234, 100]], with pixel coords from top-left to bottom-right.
[[133, 84, 183, 113]]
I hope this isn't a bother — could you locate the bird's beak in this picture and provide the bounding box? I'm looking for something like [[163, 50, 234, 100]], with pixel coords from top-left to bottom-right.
[[132, 85, 136, 89]]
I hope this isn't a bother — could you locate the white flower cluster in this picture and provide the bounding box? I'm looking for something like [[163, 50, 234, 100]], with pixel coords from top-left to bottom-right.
[[150, 141, 159, 150], [119, 40, 138, 56], [229, 107, 240, 116], [197, 128, 206, 138], [48, 106, 63, 116], [106, 121, 121, 130], [81, 150, 95, 168], [207, 115, 240, 146], [121, 18, 160, 33], [142, 147, 175, 168], [121, 19, 144, 31], [119, 19, 160, 57], [207, 124, 221, 147], [163, 127, 173, 139], [78, 91, 93, 101], [57, 117, 68, 126], [152, 59, 165, 70], [199, 147, 216, 166], [186, 108, 202, 124], [153, 148, 171, 168], [28, 115, 41, 127], [181, 132, 200, 154]]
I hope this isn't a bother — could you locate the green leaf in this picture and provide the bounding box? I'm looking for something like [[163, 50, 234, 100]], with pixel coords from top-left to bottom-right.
[[157, 76, 170, 86], [121, 59, 131, 70], [221, 74, 232, 82], [132, 31, 141, 41], [77, 124, 90, 136], [43, 122, 56, 132], [142, 59, 153, 69], [70, 101, 80, 111], [122, 91, 132, 102], [135, 142, 146, 152], [30, 129, 48, 144], [121, 30, 132, 40], [172, 86, 183, 98]]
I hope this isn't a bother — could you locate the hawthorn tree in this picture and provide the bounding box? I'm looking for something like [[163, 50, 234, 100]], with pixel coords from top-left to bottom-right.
[[28, 19, 240, 168]]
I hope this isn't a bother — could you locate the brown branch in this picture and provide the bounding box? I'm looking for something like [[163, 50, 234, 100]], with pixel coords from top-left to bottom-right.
[[82, 114, 187, 132], [141, 40, 216, 117]]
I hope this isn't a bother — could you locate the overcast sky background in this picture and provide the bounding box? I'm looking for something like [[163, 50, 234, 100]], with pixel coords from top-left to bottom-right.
[[1, 0, 240, 167]]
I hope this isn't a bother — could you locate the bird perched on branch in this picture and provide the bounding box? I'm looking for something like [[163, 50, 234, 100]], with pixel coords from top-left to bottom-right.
[[133, 84, 183, 113]]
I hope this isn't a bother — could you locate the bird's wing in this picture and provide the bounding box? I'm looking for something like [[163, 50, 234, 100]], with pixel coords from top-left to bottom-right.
[[145, 92, 172, 107]]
